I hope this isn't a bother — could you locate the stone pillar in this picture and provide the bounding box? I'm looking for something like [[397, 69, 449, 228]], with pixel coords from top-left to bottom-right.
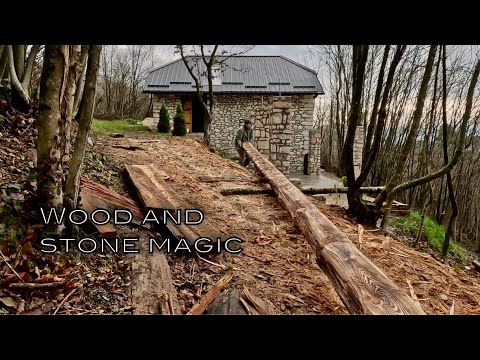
[[269, 96, 292, 175], [353, 126, 364, 178], [308, 130, 321, 175], [253, 103, 271, 157]]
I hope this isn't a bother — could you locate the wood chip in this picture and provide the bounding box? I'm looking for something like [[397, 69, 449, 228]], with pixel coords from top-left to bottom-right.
[[358, 224, 364, 250], [239, 297, 253, 315]]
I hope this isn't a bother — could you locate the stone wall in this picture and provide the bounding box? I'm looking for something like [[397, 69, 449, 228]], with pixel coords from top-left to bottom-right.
[[308, 130, 321, 175], [268, 97, 293, 174], [353, 125, 364, 178], [148, 93, 317, 174], [290, 95, 315, 173], [211, 94, 267, 156], [151, 94, 184, 126]]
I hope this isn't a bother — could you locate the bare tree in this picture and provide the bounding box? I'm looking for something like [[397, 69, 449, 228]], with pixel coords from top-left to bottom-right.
[[176, 45, 254, 148]]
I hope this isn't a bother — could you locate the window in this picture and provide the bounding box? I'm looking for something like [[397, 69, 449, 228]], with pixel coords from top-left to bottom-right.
[[211, 64, 222, 85]]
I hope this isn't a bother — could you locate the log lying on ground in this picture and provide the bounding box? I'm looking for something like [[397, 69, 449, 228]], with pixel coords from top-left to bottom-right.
[[131, 242, 181, 314], [242, 142, 425, 315], [125, 163, 206, 247], [221, 186, 385, 196], [198, 175, 267, 183]]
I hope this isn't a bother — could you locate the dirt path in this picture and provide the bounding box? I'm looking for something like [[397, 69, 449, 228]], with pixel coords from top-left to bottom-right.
[[93, 133, 480, 314]]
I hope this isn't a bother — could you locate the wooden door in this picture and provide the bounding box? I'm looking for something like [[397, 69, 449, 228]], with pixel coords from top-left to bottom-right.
[[183, 97, 192, 133]]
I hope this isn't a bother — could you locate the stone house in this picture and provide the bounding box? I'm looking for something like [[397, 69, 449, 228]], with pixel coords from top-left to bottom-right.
[[143, 55, 324, 175]]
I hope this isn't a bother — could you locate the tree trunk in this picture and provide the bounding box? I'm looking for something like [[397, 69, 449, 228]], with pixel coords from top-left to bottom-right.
[[64, 45, 101, 210], [350, 46, 407, 223], [5, 45, 31, 110], [12, 45, 25, 80], [242, 142, 424, 315], [0, 46, 6, 82], [441, 45, 458, 258], [364, 45, 390, 157], [21, 45, 40, 94], [60, 45, 83, 169], [342, 45, 369, 217], [73, 47, 88, 113], [381, 52, 480, 230], [379, 46, 438, 229], [36, 45, 69, 233]]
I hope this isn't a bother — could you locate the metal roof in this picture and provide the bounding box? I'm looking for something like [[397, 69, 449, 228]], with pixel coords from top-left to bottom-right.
[[144, 55, 324, 95]]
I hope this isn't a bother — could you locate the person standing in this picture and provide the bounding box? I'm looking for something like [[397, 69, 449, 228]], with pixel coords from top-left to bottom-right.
[[235, 119, 255, 166]]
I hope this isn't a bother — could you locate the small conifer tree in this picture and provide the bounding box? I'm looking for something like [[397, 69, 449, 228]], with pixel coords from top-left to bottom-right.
[[157, 102, 170, 133], [172, 102, 187, 136]]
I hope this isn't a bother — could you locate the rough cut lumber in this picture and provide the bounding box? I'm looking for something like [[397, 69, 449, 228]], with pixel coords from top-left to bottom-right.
[[79, 194, 117, 239], [198, 175, 267, 183], [80, 177, 145, 226], [124, 163, 203, 246], [220, 186, 386, 196], [131, 243, 181, 315], [187, 272, 233, 315], [243, 142, 425, 315]]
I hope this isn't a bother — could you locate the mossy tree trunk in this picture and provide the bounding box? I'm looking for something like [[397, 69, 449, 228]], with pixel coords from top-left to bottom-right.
[[37, 45, 69, 233]]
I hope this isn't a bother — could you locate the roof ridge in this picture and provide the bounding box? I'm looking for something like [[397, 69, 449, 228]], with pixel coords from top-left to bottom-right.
[[147, 54, 317, 75], [147, 57, 184, 73]]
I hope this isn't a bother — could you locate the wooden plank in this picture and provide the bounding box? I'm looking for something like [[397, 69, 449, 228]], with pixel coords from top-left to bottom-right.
[[79, 194, 117, 239], [124, 163, 203, 246], [80, 177, 145, 226], [183, 97, 192, 133], [243, 142, 425, 315], [125, 164, 185, 210], [187, 271, 233, 315]]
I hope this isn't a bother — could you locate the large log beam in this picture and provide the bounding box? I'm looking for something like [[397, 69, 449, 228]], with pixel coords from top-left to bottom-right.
[[242, 142, 425, 315], [220, 186, 385, 196]]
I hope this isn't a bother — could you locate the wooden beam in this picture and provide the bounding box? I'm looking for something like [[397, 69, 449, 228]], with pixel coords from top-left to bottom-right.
[[198, 175, 267, 183], [220, 186, 386, 196], [242, 142, 425, 315]]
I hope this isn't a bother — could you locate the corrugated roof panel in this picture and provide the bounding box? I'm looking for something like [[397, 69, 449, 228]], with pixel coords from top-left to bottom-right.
[[144, 55, 323, 94]]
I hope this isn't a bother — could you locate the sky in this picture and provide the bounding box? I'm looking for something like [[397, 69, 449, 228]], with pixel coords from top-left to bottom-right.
[[154, 45, 311, 67]]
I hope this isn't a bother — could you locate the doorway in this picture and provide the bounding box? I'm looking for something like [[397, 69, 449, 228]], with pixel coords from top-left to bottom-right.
[[192, 95, 206, 133]]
